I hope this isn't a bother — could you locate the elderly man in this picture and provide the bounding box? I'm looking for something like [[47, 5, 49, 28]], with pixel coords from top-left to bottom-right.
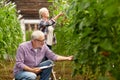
[[13, 30, 73, 80]]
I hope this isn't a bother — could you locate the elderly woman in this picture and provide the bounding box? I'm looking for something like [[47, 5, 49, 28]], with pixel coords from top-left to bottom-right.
[[38, 7, 63, 49]]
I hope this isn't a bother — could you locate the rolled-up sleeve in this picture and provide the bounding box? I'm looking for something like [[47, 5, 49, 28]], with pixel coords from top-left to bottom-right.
[[16, 45, 26, 70], [39, 19, 56, 27], [45, 45, 57, 61]]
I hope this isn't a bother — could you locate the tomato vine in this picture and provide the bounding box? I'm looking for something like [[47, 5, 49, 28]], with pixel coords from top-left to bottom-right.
[[0, 0, 22, 60]]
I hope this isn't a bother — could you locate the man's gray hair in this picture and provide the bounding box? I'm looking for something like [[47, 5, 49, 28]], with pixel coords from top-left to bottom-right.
[[39, 7, 48, 18], [31, 30, 44, 40]]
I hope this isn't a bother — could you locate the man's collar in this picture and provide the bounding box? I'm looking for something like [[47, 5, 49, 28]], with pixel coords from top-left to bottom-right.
[[30, 40, 42, 50]]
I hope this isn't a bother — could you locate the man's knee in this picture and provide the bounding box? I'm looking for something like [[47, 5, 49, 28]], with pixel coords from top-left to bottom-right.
[[47, 60, 54, 65], [28, 73, 37, 80], [15, 72, 37, 80]]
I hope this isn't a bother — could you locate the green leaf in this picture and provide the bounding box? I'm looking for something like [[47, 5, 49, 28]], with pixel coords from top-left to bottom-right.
[[99, 39, 114, 52], [81, 27, 92, 38], [97, 76, 109, 80]]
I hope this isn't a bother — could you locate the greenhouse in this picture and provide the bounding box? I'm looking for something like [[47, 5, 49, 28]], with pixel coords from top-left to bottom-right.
[[0, 0, 120, 80]]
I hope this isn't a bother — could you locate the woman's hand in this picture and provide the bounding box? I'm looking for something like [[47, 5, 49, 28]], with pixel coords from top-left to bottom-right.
[[58, 12, 64, 16], [53, 12, 64, 20]]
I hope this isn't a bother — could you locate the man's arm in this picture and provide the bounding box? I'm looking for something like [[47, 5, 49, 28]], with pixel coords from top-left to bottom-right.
[[45, 45, 73, 61], [56, 55, 73, 61], [16, 45, 41, 74], [23, 65, 41, 74]]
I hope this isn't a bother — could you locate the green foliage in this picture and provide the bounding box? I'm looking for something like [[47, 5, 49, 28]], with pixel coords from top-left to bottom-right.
[[49, 0, 75, 56], [50, 0, 120, 79], [26, 30, 33, 41], [68, 0, 120, 79], [0, 0, 22, 59]]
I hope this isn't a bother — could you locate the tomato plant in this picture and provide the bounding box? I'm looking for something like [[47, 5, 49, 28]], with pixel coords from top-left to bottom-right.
[[50, 0, 120, 79], [0, 0, 22, 60]]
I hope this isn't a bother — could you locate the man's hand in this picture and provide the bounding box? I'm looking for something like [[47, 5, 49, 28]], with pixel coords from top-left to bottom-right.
[[23, 65, 42, 74], [56, 55, 74, 61], [67, 56, 74, 61], [31, 67, 42, 74]]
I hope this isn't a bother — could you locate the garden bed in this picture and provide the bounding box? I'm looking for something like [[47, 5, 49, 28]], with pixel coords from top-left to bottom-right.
[[0, 60, 81, 80]]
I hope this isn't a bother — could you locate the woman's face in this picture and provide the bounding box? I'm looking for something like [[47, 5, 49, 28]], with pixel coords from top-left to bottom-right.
[[42, 10, 49, 18]]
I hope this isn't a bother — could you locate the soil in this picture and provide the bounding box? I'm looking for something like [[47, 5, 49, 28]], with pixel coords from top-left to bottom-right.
[[0, 60, 81, 80]]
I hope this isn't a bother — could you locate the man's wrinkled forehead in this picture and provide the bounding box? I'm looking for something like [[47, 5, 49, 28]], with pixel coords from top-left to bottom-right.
[[39, 35, 45, 40]]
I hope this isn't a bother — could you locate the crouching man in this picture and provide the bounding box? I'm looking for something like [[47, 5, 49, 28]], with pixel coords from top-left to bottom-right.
[[13, 30, 73, 80]]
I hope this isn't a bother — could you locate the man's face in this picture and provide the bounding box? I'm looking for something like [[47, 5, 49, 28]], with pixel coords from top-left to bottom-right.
[[34, 36, 45, 48]]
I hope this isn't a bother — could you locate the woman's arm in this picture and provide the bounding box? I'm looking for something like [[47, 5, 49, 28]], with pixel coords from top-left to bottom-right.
[[39, 19, 55, 27], [39, 12, 63, 28], [52, 12, 64, 21]]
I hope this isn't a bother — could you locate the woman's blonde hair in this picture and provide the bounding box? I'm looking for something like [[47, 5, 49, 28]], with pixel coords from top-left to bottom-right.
[[39, 7, 48, 18]]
